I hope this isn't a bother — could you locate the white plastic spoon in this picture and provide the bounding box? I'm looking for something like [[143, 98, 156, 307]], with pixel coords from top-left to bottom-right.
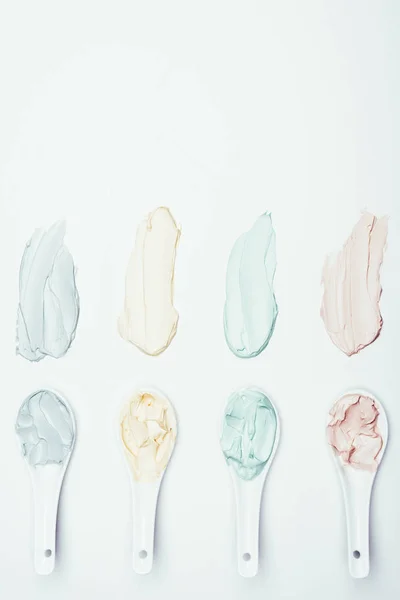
[[221, 387, 280, 577], [119, 387, 177, 574], [16, 389, 76, 575], [327, 389, 388, 578]]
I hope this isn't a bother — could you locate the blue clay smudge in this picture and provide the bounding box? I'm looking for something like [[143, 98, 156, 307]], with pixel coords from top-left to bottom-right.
[[16, 221, 80, 361]]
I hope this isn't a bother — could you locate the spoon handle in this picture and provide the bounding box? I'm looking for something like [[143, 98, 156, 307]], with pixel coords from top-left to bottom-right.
[[342, 471, 372, 578], [233, 477, 264, 577], [131, 480, 161, 574], [31, 467, 63, 575]]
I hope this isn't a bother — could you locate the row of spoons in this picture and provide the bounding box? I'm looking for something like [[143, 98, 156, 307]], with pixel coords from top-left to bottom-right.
[[15, 386, 388, 578]]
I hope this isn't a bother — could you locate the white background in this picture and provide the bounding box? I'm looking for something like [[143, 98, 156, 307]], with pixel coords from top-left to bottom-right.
[[0, 1, 399, 599]]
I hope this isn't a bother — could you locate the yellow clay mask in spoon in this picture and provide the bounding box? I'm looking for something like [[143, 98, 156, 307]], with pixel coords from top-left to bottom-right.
[[120, 389, 177, 482]]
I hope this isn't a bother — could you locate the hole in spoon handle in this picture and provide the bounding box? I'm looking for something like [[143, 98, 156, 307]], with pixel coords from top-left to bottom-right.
[[235, 483, 262, 578], [237, 528, 259, 577], [33, 482, 59, 575], [34, 546, 55, 576], [349, 545, 369, 578], [132, 483, 160, 575], [345, 481, 371, 578]]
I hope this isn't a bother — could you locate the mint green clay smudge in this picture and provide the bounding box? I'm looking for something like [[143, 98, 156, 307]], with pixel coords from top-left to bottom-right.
[[221, 388, 278, 481], [223, 212, 278, 358]]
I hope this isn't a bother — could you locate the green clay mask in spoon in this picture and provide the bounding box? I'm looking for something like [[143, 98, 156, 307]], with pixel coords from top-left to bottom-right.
[[221, 387, 278, 480]]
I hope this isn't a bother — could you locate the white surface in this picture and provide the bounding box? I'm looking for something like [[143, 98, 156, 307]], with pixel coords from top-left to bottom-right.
[[0, 1, 399, 599]]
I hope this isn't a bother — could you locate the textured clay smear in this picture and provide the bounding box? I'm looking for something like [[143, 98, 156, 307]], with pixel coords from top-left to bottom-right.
[[321, 212, 387, 356], [327, 394, 383, 472], [118, 207, 180, 356], [223, 212, 278, 358], [16, 221, 80, 362]]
